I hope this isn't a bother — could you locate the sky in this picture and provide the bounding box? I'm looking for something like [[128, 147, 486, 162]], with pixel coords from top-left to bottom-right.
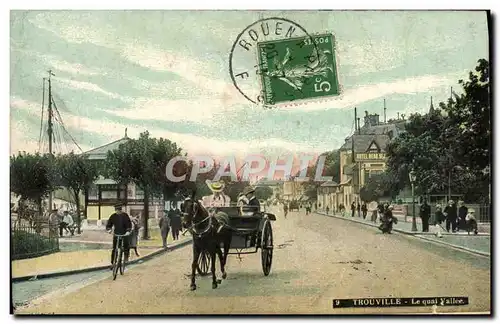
[[10, 10, 489, 163]]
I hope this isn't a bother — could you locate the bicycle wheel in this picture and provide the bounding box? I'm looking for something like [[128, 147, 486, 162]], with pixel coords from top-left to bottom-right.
[[112, 248, 120, 280], [119, 248, 125, 275]]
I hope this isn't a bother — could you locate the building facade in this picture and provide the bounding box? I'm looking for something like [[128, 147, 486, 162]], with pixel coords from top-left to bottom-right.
[[338, 112, 406, 208], [317, 181, 341, 211], [81, 133, 164, 223]]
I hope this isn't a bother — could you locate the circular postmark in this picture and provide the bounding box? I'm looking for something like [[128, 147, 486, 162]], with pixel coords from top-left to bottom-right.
[[229, 17, 321, 107]]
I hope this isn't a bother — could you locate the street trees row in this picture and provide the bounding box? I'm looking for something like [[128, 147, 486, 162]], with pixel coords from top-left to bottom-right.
[[10, 152, 99, 233], [11, 131, 274, 239], [377, 58, 490, 203]]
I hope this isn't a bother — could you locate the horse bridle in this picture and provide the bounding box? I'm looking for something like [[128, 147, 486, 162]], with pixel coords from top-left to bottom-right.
[[182, 200, 213, 238]]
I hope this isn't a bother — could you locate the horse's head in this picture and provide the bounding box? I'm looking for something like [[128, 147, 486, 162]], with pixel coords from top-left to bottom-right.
[[181, 197, 199, 229]]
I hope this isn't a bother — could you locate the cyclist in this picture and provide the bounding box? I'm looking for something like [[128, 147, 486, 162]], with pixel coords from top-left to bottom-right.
[[106, 203, 132, 269]]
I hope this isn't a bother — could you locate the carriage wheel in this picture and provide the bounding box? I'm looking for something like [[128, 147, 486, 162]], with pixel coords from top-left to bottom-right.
[[261, 221, 273, 276], [197, 250, 211, 276]]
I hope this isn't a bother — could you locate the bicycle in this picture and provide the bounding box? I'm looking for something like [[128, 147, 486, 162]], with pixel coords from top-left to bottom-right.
[[109, 232, 131, 280]]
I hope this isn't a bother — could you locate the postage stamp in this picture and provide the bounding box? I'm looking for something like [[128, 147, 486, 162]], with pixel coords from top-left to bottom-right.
[[229, 17, 320, 106], [257, 33, 340, 105]]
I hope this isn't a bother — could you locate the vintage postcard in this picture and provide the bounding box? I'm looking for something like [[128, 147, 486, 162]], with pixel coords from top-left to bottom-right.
[[10, 10, 491, 315]]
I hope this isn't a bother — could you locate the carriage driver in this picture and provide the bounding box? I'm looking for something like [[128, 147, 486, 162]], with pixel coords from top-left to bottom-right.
[[240, 186, 261, 213]]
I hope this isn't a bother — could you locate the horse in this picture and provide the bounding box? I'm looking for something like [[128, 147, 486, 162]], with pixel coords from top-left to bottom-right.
[[181, 191, 232, 291]]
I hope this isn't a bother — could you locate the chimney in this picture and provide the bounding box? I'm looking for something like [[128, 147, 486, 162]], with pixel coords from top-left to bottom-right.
[[354, 107, 358, 132], [383, 99, 387, 123], [357, 118, 361, 134]]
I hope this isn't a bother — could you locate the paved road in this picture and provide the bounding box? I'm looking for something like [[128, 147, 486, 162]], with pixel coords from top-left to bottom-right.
[[15, 207, 490, 314]]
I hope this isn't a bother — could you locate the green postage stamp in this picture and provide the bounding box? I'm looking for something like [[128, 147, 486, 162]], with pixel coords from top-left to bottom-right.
[[257, 33, 340, 105]]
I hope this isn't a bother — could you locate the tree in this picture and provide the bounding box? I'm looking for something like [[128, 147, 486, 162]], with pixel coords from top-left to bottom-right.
[[55, 152, 99, 234], [359, 172, 398, 202], [385, 59, 490, 203], [10, 152, 56, 229], [255, 186, 273, 201], [303, 184, 318, 200]]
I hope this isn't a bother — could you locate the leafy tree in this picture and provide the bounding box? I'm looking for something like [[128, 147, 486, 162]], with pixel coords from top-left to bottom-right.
[[255, 186, 273, 201], [10, 152, 56, 229], [303, 184, 318, 200], [56, 152, 99, 234], [385, 59, 490, 203], [359, 172, 398, 202]]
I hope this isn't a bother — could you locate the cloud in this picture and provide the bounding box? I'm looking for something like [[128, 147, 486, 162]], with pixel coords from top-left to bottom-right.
[[277, 71, 467, 112], [10, 117, 93, 155], [45, 57, 100, 76], [11, 97, 330, 157], [55, 77, 126, 100], [29, 13, 235, 97]]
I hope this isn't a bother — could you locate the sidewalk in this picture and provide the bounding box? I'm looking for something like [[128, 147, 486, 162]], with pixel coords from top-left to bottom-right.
[[12, 229, 189, 279], [316, 211, 490, 256]]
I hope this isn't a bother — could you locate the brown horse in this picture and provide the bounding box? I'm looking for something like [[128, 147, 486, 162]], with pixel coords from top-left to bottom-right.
[[181, 191, 232, 291]]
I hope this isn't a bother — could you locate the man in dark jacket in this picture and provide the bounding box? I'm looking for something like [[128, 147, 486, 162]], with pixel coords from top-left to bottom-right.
[[443, 200, 458, 232], [241, 186, 260, 213], [457, 201, 468, 232], [351, 202, 356, 217], [419, 198, 431, 232], [361, 202, 368, 219], [106, 204, 132, 267]]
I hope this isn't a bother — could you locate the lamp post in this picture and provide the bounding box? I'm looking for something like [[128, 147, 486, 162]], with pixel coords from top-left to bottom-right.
[[409, 169, 417, 232]]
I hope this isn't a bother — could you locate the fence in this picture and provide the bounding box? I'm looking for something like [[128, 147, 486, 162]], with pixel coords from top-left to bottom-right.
[[11, 221, 60, 260], [393, 203, 491, 223]]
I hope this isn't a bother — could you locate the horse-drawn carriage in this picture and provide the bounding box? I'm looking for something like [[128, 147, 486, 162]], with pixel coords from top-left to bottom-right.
[[195, 203, 275, 277]]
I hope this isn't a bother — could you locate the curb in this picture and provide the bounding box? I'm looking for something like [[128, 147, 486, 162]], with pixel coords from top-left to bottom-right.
[[316, 212, 490, 257], [12, 238, 192, 283], [413, 235, 490, 257]]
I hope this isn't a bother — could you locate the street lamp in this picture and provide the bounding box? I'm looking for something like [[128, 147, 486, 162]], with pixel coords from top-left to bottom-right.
[[408, 169, 418, 232]]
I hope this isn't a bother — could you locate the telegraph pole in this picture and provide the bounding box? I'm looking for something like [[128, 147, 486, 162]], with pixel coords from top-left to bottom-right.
[[47, 70, 55, 211]]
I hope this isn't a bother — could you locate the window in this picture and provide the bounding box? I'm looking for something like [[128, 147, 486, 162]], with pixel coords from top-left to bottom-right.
[[88, 184, 98, 200], [136, 186, 144, 200], [364, 170, 370, 183]]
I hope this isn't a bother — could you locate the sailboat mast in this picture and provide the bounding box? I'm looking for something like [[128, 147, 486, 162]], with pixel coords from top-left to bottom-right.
[[47, 70, 55, 211]]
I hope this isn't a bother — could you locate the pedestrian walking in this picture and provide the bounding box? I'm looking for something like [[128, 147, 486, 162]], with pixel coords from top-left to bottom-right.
[[361, 202, 367, 219], [376, 202, 385, 223], [159, 211, 171, 248], [457, 201, 468, 232], [169, 204, 182, 241], [356, 202, 361, 217], [433, 204, 445, 238], [444, 200, 458, 232], [339, 203, 345, 217], [129, 215, 140, 257], [419, 198, 431, 232], [326, 206, 330, 215], [351, 202, 355, 217]]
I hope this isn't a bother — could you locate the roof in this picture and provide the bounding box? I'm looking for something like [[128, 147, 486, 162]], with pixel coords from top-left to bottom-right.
[[320, 181, 339, 187], [340, 134, 391, 153], [81, 137, 130, 160]]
